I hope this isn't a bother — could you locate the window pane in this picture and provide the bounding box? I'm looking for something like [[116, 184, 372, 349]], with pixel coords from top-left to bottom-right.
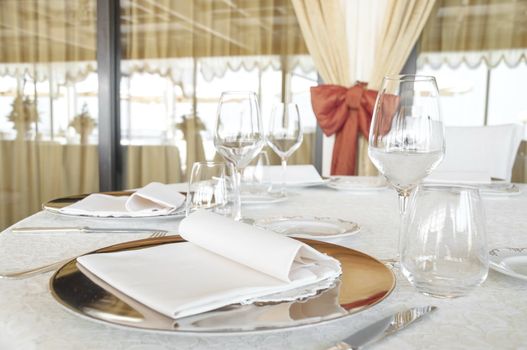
[[0, 0, 98, 229], [417, 63, 487, 126], [488, 63, 527, 138], [120, 0, 316, 188]]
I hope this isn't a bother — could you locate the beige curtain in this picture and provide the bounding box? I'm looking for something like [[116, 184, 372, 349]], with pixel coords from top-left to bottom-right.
[[291, 0, 350, 86], [0, 0, 98, 229], [0, 0, 317, 229], [420, 0, 527, 53], [122, 0, 314, 185], [357, 0, 437, 175], [292, 0, 436, 176]]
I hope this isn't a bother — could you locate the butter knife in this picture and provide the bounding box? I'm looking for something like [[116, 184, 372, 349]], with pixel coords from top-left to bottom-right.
[[328, 305, 437, 350], [11, 227, 164, 234]]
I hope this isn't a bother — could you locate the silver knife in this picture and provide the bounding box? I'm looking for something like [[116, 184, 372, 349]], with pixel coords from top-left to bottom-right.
[[11, 227, 164, 234], [328, 306, 437, 350]]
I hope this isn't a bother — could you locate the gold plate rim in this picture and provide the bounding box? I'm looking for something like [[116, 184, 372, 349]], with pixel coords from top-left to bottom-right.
[[49, 236, 396, 334]]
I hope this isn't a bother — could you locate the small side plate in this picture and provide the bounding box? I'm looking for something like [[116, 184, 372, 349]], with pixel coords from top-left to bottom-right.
[[241, 191, 288, 205], [326, 176, 387, 192], [489, 248, 527, 281], [253, 216, 360, 239]]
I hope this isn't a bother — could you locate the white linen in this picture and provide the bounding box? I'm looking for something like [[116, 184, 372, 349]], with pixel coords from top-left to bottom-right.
[[59, 182, 185, 217], [264, 165, 325, 186], [76, 211, 341, 319], [2, 181, 527, 349]]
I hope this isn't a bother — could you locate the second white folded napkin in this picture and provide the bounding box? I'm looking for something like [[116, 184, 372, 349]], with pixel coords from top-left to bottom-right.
[[59, 182, 186, 217], [263, 165, 325, 186], [77, 211, 341, 319]]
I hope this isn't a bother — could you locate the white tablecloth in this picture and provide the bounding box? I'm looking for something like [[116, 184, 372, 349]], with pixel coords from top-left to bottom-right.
[[1, 183, 526, 350]]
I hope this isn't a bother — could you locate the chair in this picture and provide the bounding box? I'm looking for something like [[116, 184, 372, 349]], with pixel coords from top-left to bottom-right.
[[434, 124, 524, 182]]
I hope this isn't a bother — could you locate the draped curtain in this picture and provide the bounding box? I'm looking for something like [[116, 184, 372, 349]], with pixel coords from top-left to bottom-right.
[[293, 0, 437, 176], [0, 0, 316, 229], [0, 0, 98, 229]]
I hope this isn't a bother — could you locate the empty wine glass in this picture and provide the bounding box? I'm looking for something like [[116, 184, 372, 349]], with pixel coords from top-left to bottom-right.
[[368, 75, 445, 215], [214, 91, 265, 221], [267, 102, 303, 195], [400, 185, 489, 298]]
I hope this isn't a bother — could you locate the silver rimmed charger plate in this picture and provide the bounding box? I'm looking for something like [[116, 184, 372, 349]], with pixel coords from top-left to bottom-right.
[[489, 248, 527, 281], [43, 191, 186, 219], [49, 235, 395, 333], [253, 216, 360, 239]]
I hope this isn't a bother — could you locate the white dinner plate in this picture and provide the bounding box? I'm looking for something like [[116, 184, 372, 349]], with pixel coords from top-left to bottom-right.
[[489, 248, 527, 281], [253, 216, 360, 239], [326, 176, 388, 192]]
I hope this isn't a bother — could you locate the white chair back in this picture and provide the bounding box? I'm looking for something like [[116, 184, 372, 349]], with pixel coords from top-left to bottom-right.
[[435, 124, 524, 182]]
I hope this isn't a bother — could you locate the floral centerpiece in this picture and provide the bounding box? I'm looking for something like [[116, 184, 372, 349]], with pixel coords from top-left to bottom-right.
[[69, 104, 97, 144], [7, 93, 39, 139]]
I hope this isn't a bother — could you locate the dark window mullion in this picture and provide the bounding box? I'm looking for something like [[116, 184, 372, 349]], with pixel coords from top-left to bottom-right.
[[97, 0, 122, 191]]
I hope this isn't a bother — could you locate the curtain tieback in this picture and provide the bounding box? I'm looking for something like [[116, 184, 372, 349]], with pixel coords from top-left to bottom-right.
[[310, 83, 377, 176]]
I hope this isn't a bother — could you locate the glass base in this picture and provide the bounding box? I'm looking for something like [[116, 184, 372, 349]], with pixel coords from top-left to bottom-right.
[[410, 280, 478, 299]]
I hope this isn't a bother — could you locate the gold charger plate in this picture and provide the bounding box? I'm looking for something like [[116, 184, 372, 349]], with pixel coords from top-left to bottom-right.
[[43, 191, 185, 218], [49, 236, 395, 333]]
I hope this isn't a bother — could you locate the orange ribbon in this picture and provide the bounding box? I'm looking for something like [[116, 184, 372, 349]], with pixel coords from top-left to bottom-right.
[[311, 83, 377, 175]]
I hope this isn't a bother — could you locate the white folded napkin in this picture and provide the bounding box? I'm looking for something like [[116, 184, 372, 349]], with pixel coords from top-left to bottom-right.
[[59, 182, 186, 217], [424, 171, 491, 184], [264, 165, 325, 185], [77, 211, 341, 319]]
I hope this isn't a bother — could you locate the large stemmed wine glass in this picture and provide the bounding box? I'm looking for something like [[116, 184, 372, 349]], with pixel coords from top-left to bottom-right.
[[368, 75, 445, 216], [267, 102, 303, 195], [214, 91, 265, 221]]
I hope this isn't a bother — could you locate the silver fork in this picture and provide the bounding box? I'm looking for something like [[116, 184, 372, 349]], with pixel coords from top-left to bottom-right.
[[0, 230, 167, 280]]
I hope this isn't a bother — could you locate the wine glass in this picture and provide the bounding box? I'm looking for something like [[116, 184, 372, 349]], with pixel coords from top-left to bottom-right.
[[214, 91, 265, 221], [368, 75, 445, 215], [266, 102, 303, 195]]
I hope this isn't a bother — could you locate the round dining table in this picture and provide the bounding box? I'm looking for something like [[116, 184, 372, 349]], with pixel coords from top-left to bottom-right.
[[0, 181, 526, 350]]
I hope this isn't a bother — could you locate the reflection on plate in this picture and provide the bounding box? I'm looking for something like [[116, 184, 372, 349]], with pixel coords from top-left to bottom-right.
[[43, 191, 185, 219], [326, 176, 387, 192], [50, 236, 395, 333], [489, 247, 527, 281], [253, 216, 360, 239], [241, 191, 287, 205]]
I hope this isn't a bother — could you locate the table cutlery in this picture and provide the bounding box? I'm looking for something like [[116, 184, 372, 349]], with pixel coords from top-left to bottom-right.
[[12, 226, 166, 234], [328, 305, 437, 350], [0, 230, 167, 280]]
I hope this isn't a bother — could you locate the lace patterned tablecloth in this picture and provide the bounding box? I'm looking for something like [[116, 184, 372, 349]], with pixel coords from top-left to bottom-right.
[[1, 184, 526, 350]]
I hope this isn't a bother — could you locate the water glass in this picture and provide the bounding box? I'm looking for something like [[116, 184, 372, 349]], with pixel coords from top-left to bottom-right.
[[186, 162, 234, 217], [400, 185, 489, 298], [241, 150, 272, 194]]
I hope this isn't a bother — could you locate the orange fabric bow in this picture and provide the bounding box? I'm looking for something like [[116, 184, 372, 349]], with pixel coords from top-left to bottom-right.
[[311, 83, 377, 175]]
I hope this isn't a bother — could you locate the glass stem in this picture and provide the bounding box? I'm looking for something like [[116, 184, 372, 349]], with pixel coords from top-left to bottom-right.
[[233, 168, 242, 221], [398, 192, 410, 216], [280, 157, 287, 196]]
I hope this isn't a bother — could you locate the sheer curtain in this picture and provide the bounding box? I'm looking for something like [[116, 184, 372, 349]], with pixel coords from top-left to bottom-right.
[[293, 0, 436, 176], [121, 0, 315, 187], [0, 0, 98, 229]]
